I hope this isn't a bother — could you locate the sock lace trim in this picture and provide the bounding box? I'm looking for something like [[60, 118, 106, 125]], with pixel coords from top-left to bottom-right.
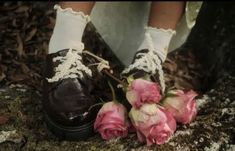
[[145, 26, 176, 35], [54, 4, 91, 23]]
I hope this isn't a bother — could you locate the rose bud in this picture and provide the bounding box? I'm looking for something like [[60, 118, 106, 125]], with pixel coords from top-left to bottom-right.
[[94, 101, 129, 140], [129, 104, 176, 146], [126, 79, 162, 108], [162, 89, 198, 124]]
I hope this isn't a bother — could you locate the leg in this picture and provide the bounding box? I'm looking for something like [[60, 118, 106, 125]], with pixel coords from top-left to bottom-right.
[[145, 1, 185, 62], [43, 2, 102, 140], [59, 2, 95, 15], [49, 2, 95, 54], [148, 2, 185, 30], [122, 2, 185, 92], [145, 1, 185, 61]]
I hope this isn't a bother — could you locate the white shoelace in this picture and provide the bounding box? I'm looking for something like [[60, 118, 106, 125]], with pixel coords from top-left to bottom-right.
[[83, 50, 111, 73], [47, 43, 111, 83], [122, 33, 166, 93]]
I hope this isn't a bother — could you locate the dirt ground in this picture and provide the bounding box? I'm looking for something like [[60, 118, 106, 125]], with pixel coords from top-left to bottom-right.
[[0, 74, 234, 151], [0, 2, 234, 151]]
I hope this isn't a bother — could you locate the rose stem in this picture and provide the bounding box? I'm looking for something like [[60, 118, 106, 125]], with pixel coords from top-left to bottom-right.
[[108, 80, 117, 101], [102, 69, 125, 86]]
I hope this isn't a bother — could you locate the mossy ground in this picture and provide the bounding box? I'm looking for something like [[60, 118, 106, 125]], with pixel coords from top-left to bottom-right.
[[0, 2, 234, 151]]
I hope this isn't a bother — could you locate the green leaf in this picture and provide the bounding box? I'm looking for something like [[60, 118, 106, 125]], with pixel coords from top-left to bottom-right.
[[165, 93, 178, 98], [127, 75, 134, 84]]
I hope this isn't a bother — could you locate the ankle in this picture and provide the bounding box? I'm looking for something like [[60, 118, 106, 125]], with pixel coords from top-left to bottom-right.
[[48, 4, 91, 54], [137, 26, 176, 62]]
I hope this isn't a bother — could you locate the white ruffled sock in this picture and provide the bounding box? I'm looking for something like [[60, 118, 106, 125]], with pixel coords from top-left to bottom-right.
[[48, 4, 90, 54], [137, 26, 176, 62]]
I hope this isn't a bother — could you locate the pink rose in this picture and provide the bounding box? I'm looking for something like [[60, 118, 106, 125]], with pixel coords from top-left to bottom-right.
[[129, 104, 176, 146], [126, 79, 162, 108], [94, 101, 129, 140], [162, 89, 198, 124]]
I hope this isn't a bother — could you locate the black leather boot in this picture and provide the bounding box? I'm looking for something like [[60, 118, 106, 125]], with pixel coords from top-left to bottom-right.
[[42, 48, 103, 140], [121, 49, 164, 85]]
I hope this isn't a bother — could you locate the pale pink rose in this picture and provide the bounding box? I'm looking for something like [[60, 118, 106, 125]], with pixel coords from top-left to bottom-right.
[[94, 101, 129, 140], [129, 104, 176, 146], [126, 79, 162, 108], [162, 89, 198, 124]]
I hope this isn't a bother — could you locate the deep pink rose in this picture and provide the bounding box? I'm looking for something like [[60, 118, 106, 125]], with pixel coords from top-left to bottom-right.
[[129, 104, 176, 146], [162, 89, 198, 124], [126, 79, 162, 108], [94, 101, 129, 140]]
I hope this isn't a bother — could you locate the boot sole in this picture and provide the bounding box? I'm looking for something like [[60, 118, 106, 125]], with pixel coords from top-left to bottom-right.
[[44, 113, 95, 141]]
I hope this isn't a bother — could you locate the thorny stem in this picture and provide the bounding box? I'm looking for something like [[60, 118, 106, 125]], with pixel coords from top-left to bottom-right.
[[99, 98, 106, 103], [82, 50, 126, 87], [88, 80, 119, 111], [103, 69, 126, 87], [88, 102, 105, 111], [88, 98, 106, 111], [108, 80, 117, 101]]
